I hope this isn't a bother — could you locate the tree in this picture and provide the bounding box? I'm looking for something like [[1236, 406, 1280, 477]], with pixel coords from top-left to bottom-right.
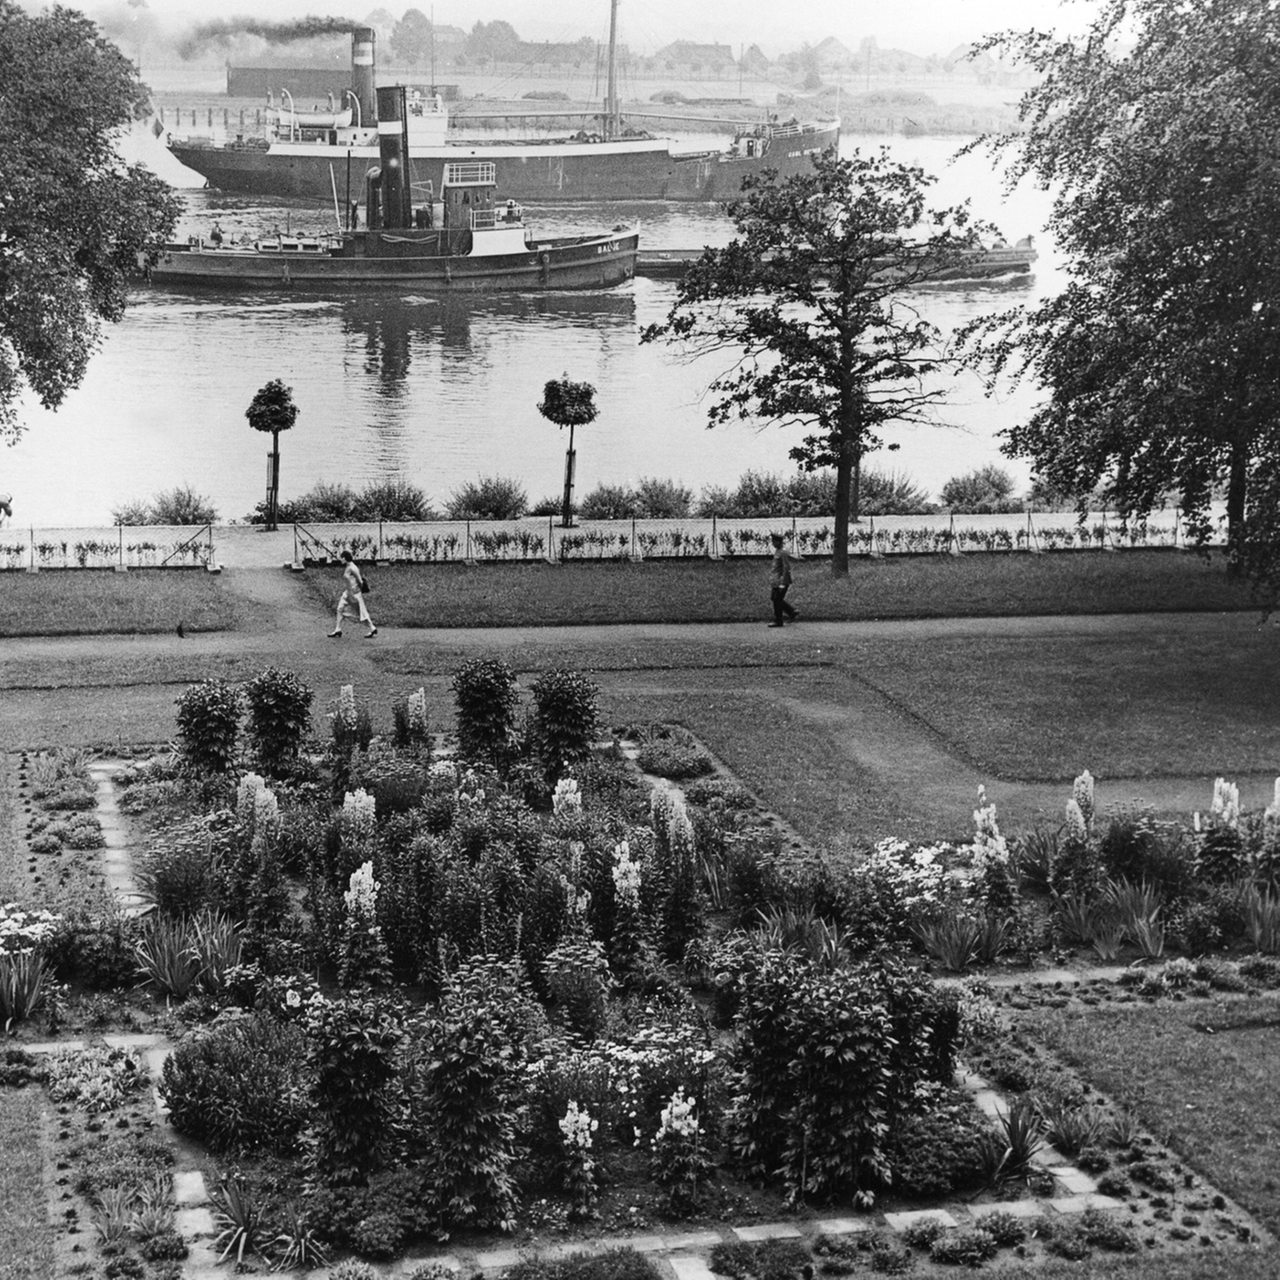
[[390, 9, 433, 66], [940, 465, 1019, 514], [0, 2, 181, 443], [538, 376, 598, 528], [245, 380, 299, 531], [962, 0, 1280, 585], [466, 19, 520, 64], [641, 148, 983, 576]]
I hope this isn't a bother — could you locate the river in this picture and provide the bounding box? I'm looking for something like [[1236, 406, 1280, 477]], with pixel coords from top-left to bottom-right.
[[4, 132, 1060, 526]]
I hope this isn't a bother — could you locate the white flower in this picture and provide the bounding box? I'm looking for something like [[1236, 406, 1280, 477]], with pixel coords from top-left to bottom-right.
[[344, 860, 379, 917], [1064, 798, 1088, 843], [655, 1088, 701, 1142], [340, 788, 377, 843], [559, 1100, 598, 1151], [285, 988, 302, 1008], [1211, 777, 1240, 830], [1072, 769, 1095, 831], [612, 841, 642, 906], [407, 687, 429, 736], [553, 777, 583, 816]]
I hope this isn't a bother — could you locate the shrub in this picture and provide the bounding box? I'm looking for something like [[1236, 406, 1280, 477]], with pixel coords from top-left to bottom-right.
[[884, 1089, 992, 1198], [634, 476, 693, 517], [978, 1211, 1027, 1246], [860, 468, 934, 516], [452, 658, 520, 766], [529, 668, 599, 786], [579, 484, 636, 519], [354, 478, 435, 521], [243, 667, 314, 774], [47, 910, 140, 990], [114, 485, 217, 525], [635, 740, 714, 780], [930, 1228, 997, 1266], [175, 679, 242, 776], [446, 475, 527, 520], [941, 465, 1021, 514], [135, 817, 223, 918], [708, 1241, 810, 1280], [160, 1012, 309, 1153]]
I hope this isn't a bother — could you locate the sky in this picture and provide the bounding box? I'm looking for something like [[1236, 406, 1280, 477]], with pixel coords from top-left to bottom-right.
[[76, 0, 1089, 61]]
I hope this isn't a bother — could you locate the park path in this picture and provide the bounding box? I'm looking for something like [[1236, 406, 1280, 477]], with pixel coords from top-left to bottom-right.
[[2, 566, 1274, 827]]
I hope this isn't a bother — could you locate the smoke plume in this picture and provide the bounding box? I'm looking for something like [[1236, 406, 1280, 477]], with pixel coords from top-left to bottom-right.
[[178, 16, 359, 60]]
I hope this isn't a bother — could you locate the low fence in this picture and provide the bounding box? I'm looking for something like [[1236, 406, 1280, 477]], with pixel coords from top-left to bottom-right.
[[291, 509, 1212, 566], [0, 525, 216, 571]]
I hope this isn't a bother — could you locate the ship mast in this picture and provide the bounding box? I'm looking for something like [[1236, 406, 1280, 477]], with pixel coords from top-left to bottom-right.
[[604, 0, 620, 140]]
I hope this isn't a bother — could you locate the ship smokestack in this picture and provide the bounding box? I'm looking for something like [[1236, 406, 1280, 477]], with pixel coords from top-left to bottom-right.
[[376, 85, 412, 229], [352, 27, 376, 127]]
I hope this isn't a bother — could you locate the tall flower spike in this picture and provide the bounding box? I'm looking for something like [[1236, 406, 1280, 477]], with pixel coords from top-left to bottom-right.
[[1065, 798, 1088, 843], [1072, 769, 1095, 832]]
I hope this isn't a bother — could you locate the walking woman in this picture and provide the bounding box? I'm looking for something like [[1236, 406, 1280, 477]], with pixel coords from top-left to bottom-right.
[[329, 549, 377, 639]]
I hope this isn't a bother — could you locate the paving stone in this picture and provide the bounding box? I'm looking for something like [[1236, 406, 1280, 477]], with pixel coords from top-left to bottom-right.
[[172, 1170, 207, 1205], [1031, 1143, 1069, 1168], [662, 1231, 724, 1251], [1049, 1166, 1099, 1194], [814, 1218, 871, 1235], [883, 1209, 958, 1232], [103, 1033, 162, 1050], [969, 1200, 1044, 1221], [475, 1248, 526, 1270], [971, 1090, 1008, 1119], [732, 1223, 804, 1242], [539, 1242, 601, 1260], [954, 1068, 990, 1090], [669, 1256, 719, 1280], [175, 1205, 217, 1237], [1049, 1195, 1124, 1215], [613, 1235, 666, 1253], [25, 1040, 85, 1054]]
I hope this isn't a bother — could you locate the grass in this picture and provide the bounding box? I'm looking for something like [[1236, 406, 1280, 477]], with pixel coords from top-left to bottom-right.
[[0, 570, 227, 637], [0, 1088, 54, 1280], [1018, 997, 1280, 1240], [300, 549, 1262, 629]]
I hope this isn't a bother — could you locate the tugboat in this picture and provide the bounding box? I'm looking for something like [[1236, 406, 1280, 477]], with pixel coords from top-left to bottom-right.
[[144, 87, 638, 292], [165, 23, 840, 203]]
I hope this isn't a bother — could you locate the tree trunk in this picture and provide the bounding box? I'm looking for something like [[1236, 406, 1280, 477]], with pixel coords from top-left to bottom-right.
[[1225, 438, 1248, 577], [832, 441, 854, 577], [268, 429, 281, 532]]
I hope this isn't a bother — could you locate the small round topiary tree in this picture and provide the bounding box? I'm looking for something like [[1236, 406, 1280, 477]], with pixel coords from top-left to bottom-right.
[[245, 379, 299, 531], [538, 374, 598, 528]]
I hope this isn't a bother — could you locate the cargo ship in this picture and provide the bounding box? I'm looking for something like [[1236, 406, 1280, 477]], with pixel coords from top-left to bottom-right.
[[144, 88, 638, 293], [165, 24, 840, 203]]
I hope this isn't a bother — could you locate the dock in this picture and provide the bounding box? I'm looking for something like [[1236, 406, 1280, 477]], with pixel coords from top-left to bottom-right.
[[635, 244, 1038, 282]]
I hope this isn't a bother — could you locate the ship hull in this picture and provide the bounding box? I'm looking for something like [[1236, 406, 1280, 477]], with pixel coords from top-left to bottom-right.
[[168, 126, 841, 203], [143, 231, 639, 292]]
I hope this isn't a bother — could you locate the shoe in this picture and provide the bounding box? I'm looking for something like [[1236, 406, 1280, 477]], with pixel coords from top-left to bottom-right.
[[365, 628, 378, 639], [768, 622, 785, 628], [328, 629, 342, 638]]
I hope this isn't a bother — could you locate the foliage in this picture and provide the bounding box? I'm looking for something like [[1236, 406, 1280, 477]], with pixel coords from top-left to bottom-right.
[[175, 679, 242, 777], [243, 667, 314, 774], [929, 1228, 997, 1267], [110, 485, 217, 525], [642, 147, 983, 574], [0, 1, 181, 441], [244, 378, 298, 438], [46, 1044, 145, 1112], [403, 965, 523, 1231], [452, 658, 521, 766], [528, 668, 600, 786], [304, 994, 403, 1186], [250, 478, 440, 524], [941, 465, 1021, 514], [883, 1088, 992, 1198], [538, 375, 599, 432], [964, 0, 1280, 586], [635, 739, 714, 781], [159, 1011, 309, 1153], [446, 475, 528, 520], [211, 1174, 265, 1266]]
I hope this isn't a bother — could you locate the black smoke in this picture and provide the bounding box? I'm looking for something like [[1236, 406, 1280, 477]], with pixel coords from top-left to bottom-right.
[[178, 16, 359, 60]]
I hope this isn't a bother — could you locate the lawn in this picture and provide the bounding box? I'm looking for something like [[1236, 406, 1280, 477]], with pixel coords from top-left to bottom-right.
[[1018, 998, 1280, 1241], [0, 1088, 54, 1280], [0, 570, 226, 637], [301, 549, 1262, 629]]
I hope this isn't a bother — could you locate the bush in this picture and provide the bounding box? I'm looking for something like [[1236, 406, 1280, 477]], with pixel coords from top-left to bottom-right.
[[243, 667, 314, 774], [579, 484, 636, 519], [452, 658, 520, 766], [175, 679, 241, 776], [354, 478, 435, 521], [930, 1229, 997, 1266], [941, 465, 1021, 514], [635, 740, 714, 780], [112, 485, 217, 525], [446, 476, 527, 520], [160, 1012, 309, 1153], [634, 476, 693, 517], [529, 668, 599, 786], [884, 1089, 993, 1198]]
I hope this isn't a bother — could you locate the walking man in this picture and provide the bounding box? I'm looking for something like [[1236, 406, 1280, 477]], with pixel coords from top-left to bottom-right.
[[330, 549, 377, 639], [768, 532, 798, 627]]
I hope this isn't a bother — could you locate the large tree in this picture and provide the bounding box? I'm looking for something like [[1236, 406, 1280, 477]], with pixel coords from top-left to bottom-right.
[[0, 2, 180, 444], [641, 148, 984, 576], [390, 9, 433, 67], [964, 0, 1280, 584]]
